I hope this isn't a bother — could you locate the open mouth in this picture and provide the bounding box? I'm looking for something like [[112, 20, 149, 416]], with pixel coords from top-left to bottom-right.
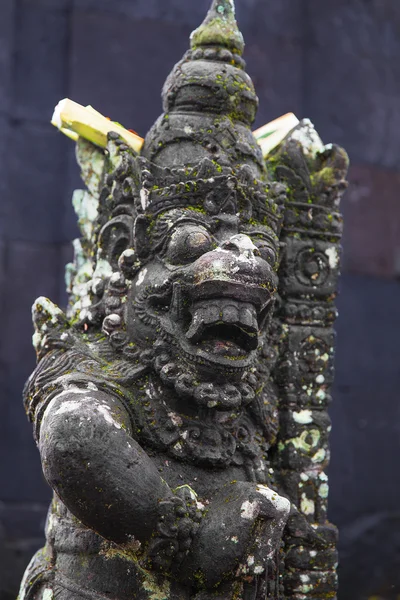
[[145, 279, 272, 369], [186, 299, 259, 358]]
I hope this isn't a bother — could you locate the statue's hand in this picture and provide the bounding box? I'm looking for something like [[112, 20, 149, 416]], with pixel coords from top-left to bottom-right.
[[178, 481, 290, 588]]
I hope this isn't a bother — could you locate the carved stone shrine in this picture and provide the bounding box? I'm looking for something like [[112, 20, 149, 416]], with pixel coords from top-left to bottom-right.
[[19, 1, 349, 598]]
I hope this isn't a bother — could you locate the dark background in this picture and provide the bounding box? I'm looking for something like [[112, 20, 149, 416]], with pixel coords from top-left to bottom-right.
[[1, 0, 400, 598]]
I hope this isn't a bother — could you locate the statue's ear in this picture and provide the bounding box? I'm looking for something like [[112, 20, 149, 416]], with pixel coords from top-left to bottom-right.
[[97, 215, 134, 270], [134, 214, 152, 260]]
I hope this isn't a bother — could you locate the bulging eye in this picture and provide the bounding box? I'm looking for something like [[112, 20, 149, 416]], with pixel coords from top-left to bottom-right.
[[254, 241, 277, 267], [166, 224, 213, 265]]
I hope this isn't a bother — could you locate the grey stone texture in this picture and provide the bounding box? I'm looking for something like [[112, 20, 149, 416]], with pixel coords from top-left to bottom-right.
[[0, 0, 400, 598]]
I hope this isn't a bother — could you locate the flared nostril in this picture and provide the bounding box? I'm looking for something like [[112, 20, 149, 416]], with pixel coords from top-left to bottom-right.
[[221, 239, 240, 254]]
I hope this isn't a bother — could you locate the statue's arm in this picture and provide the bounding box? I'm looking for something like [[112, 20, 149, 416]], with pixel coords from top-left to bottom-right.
[[38, 385, 289, 585], [39, 387, 172, 545]]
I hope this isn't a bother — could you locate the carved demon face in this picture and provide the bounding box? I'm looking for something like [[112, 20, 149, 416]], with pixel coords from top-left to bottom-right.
[[126, 200, 279, 389]]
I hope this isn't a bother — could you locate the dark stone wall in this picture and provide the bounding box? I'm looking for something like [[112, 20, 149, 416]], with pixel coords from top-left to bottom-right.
[[1, 1, 399, 598]]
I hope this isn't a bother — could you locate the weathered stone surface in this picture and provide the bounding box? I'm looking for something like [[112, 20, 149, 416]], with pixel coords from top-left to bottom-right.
[[305, 0, 400, 170], [1, 0, 400, 598], [59, 241, 74, 306], [342, 164, 400, 278], [18, 4, 348, 595]]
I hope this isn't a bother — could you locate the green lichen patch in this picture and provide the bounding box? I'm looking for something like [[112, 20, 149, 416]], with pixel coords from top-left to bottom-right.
[[190, 0, 244, 54]]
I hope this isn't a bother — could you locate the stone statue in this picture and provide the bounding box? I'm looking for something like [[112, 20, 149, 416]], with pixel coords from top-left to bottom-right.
[[19, 1, 349, 598]]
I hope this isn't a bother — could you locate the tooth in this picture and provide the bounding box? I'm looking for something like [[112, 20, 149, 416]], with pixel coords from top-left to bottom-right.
[[240, 307, 254, 329], [186, 309, 205, 342], [170, 282, 182, 322], [204, 304, 221, 325], [222, 305, 239, 324]]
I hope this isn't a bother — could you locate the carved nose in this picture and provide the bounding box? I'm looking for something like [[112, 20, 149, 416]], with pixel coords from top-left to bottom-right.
[[220, 234, 259, 259]]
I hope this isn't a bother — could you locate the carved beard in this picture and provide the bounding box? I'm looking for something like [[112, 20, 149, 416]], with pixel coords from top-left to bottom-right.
[[131, 331, 279, 473], [151, 334, 261, 411], [124, 331, 277, 471]]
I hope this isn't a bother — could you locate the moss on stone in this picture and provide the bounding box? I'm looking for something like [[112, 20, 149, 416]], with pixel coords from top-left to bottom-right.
[[190, 0, 244, 55]]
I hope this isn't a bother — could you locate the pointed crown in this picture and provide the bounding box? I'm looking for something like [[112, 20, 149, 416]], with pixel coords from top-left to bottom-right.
[[190, 0, 244, 55], [142, 0, 263, 177]]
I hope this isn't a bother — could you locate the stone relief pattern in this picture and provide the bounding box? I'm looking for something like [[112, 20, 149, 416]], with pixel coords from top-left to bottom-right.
[[269, 134, 349, 598]]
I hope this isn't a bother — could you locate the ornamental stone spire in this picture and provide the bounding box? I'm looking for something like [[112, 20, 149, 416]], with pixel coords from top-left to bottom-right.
[[190, 0, 244, 55], [142, 0, 262, 174]]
